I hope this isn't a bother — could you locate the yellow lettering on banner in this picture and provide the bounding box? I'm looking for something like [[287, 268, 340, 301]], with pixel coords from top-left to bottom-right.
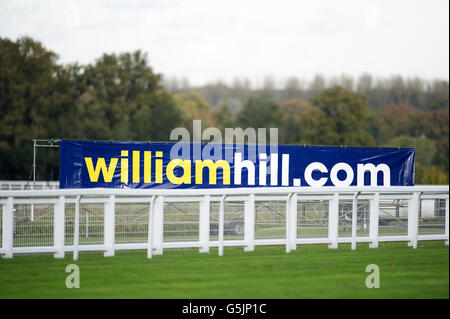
[[166, 159, 192, 184], [144, 151, 152, 183], [133, 150, 140, 183], [155, 151, 163, 183], [121, 150, 128, 183], [195, 160, 230, 185], [84, 157, 118, 182]]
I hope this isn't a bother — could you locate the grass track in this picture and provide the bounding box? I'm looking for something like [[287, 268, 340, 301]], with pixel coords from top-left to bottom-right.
[[0, 241, 448, 299]]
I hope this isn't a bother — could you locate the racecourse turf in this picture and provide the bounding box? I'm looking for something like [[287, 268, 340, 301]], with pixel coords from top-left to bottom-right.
[[0, 241, 448, 298]]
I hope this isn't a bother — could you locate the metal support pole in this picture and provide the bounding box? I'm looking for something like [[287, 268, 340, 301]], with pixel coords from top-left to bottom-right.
[[33, 139, 36, 190], [31, 140, 36, 221], [85, 212, 89, 238]]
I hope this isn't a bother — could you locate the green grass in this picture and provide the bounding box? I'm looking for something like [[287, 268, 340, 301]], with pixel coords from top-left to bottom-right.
[[0, 241, 448, 299]]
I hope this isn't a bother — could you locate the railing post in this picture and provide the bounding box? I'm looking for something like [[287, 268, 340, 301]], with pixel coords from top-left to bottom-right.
[[285, 193, 293, 253], [2, 197, 13, 259], [244, 193, 255, 252], [369, 193, 379, 248], [328, 193, 339, 249], [289, 193, 297, 251], [445, 198, 449, 246], [152, 196, 164, 255], [53, 196, 65, 258], [147, 196, 155, 259], [218, 195, 226, 256], [73, 196, 80, 261], [351, 192, 360, 251], [104, 195, 115, 257], [408, 192, 420, 249], [199, 195, 210, 253]]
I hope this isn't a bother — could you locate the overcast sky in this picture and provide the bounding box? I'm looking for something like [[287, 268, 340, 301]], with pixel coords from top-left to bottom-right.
[[1, 0, 448, 86]]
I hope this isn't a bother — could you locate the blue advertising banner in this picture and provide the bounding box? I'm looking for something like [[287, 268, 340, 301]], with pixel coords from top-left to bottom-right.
[[59, 140, 415, 189]]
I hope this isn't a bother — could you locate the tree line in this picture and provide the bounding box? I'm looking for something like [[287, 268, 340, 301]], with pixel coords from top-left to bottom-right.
[[0, 36, 448, 184], [164, 74, 449, 114]]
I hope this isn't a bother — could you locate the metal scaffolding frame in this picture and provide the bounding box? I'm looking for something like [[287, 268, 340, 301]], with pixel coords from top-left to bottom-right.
[[32, 139, 60, 189]]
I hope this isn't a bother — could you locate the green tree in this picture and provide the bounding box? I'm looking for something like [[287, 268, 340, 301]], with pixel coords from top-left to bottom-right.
[[383, 135, 436, 168], [0, 38, 183, 179], [300, 86, 374, 146], [214, 105, 235, 131], [0, 37, 66, 179], [73, 50, 182, 141], [236, 93, 282, 133]]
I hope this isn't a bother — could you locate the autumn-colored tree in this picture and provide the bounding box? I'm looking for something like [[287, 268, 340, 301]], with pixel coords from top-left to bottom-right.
[[423, 108, 449, 173], [174, 91, 216, 133], [278, 99, 311, 144], [279, 99, 311, 120], [377, 104, 426, 142], [415, 164, 449, 185]]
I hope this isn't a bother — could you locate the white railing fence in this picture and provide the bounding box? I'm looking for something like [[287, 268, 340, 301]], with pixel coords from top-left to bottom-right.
[[0, 186, 448, 260]]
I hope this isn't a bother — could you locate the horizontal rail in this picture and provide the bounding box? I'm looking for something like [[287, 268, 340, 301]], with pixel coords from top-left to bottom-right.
[[0, 185, 448, 198]]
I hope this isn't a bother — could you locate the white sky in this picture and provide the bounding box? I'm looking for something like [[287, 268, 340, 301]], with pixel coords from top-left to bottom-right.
[[1, 0, 448, 86]]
